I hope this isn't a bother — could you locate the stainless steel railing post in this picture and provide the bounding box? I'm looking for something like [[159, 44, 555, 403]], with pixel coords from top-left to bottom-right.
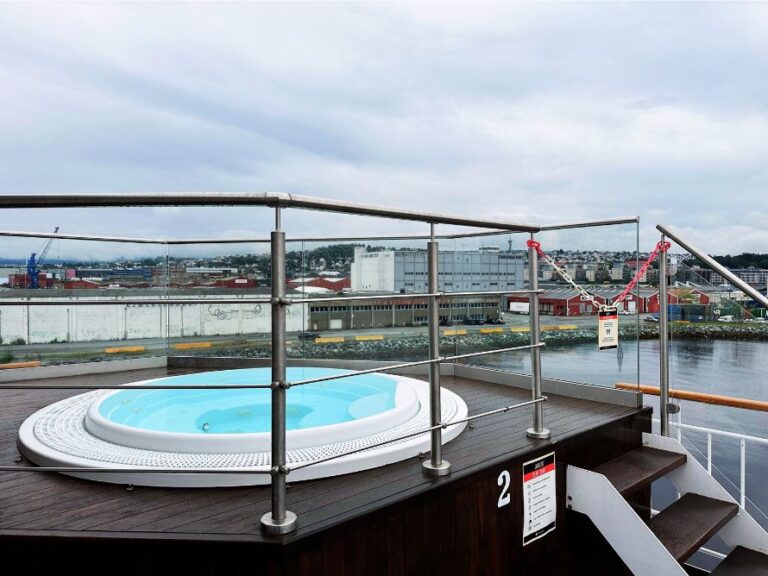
[[526, 234, 550, 439], [423, 224, 451, 477], [659, 233, 670, 437], [261, 207, 297, 535]]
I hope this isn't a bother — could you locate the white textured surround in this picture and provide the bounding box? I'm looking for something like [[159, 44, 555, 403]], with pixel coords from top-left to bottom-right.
[[18, 374, 468, 487]]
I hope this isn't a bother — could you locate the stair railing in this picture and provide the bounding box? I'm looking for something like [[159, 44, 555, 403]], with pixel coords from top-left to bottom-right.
[[656, 224, 768, 438]]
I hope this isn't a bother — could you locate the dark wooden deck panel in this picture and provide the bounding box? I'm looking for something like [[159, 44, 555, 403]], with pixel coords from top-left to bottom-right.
[[0, 367, 642, 546]]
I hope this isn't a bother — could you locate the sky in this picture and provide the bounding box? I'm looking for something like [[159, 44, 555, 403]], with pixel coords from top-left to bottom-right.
[[0, 2, 766, 260]]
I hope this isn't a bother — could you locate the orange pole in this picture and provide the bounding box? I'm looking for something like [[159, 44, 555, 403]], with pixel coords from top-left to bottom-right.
[[616, 382, 768, 413]]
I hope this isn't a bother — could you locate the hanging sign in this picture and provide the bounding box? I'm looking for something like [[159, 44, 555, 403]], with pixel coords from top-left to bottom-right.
[[598, 310, 619, 350], [522, 452, 556, 546]]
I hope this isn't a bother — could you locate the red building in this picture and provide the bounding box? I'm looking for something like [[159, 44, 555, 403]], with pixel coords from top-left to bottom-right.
[[508, 287, 663, 316], [645, 288, 710, 313], [63, 279, 100, 290], [287, 277, 351, 292], [8, 273, 54, 289], [211, 277, 257, 289], [508, 289, 608, 317]]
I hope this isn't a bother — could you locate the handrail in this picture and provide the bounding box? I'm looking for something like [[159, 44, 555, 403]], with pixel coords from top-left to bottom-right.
[[289, 397, 547, 472], [0, 227, 523, 243], [657, 224, 768, 307], [0, 343, 545, 391], [0, 192, 539, 232], [0, 222, 634, 244], [538, 216, 639, 231], [0, 290, 539, 306], [616, 383, 768, 413]]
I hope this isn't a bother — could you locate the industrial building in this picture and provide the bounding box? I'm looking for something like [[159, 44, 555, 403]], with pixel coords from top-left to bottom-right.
[[287, 276, 351, 294], [76, 268, 153, 282], [350, 246, 525, 293], [705, 267, 768, 288], [507, 287, 715, 316], [8, 272, 55, 289], [308, 294, 502, 330]]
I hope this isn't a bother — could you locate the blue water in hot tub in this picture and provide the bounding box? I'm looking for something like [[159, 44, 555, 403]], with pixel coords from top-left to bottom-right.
[[97, 368, 398, 434]]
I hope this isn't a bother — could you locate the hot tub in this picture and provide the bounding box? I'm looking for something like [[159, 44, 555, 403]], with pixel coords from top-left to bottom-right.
[[18, 367, 468, 487]]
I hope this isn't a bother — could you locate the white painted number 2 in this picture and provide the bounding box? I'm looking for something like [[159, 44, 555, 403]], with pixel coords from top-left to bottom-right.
[[497, 470, 511, 508]]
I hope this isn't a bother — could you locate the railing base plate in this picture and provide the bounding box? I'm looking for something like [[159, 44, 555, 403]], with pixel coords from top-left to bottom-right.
[[527, 427, 551, 439], [422, 459, 451, 476], [260, 510, 297, 535]]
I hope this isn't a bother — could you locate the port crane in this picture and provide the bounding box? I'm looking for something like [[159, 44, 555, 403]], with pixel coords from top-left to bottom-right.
[[27, 226, 59, 288]]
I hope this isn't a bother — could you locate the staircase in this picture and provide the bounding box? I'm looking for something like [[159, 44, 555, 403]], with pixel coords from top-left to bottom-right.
[[567, 432, 768, 575]]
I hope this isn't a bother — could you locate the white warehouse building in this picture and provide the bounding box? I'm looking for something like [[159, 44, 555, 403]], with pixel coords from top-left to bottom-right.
[[351, 247, 526, 293]]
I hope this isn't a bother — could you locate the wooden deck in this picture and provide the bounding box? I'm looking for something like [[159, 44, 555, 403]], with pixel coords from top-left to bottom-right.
[[0, 367, 643, 547]]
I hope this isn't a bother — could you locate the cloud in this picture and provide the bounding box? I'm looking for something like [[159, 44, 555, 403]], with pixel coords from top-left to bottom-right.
[[0, 3, 765, 258]]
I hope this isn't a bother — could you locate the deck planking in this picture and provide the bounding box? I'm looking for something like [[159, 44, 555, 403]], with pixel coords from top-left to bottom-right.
[[0, 366, 642, 545]]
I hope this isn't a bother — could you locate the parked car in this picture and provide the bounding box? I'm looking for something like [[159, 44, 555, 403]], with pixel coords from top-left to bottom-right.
[[643, 316, 659, 323], [717, 315, 735, 323], [298, 331, 321, 340]]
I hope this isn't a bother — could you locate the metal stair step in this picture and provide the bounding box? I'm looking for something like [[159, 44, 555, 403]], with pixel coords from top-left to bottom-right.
[[593, 446, 687, 497], [650, 493, 739, 563], [710, 546, 768, 576]]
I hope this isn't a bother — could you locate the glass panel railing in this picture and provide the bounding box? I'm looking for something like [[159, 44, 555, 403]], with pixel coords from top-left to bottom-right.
[[0, 234, 169, 367], [453, 222, 641, 391], [653, 257, 768, 542], [291, 237, 432, 365], [161, 240, 273, 361]]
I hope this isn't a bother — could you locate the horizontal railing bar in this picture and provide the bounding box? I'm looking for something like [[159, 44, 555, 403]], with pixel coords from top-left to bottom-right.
[[0, 228, 427, 245], [538, 216, 640, 231], [0, 229, 168, 244], [0, 466, 271, 474], [289, 343, 545, 387], [291, 292, 441, 304], [617, 383, 768, 413], [441, 289, 540, 298], [0, 290, 540, 307], [651, 418, 768, 447], [289, 425, 444, 471], [290, 397, 546, 472], [0, 345, 544, 390], [290, 289, 542, 304], [0, 297, 272, 306], [0, 228, 530, 245], [657, 224, 768, 308], [0, 192, 540, 232], [446, 397, 546, 426], [0, 383, 272, 390], [447, 345, 542, 362], [289, 359, 446, 387]]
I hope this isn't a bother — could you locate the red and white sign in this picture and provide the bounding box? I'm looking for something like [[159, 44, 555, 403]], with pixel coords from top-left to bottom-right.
[[599, 310, 619, 350], [522, 452, 556, 545]]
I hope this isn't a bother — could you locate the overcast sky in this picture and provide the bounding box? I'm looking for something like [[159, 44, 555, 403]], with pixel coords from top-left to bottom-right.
[[0, 3, 766, 259]]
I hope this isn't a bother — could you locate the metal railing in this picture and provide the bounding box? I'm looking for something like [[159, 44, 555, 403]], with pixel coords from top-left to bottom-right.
[[0, 192, 584, 536], [657, 225, 768, 308], [655, 224, 768, 437], [654, 413, 768, 511]]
